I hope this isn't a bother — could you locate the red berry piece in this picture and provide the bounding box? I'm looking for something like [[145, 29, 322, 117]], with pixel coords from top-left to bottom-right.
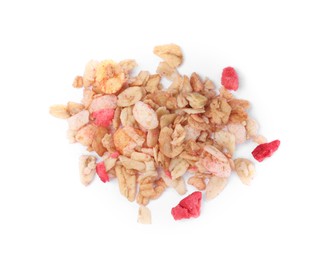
[[96, 161, 109, 183], [252, 140, 280, 162], [221, 67, 239, 91], [171, 191, 202, 220]]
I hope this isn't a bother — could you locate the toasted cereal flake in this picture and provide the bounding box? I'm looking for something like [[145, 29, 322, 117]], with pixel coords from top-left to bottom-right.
[[246, 117, 259, 139], [190, 73, 204, 92], [117, 87, 143, 107], [156, 62, 178, 80], [227, 123, 247, 145], [91, 127, 108, 156], [153, 44, 183, 68], [234, 158, 255, 185], [119, 59, 137, 74], [95, 60, 125, 94], [205, 176, 228, 200], [88, 95, 117, 113], [187, 176, 206, 191], [75, 124, 96, 146], [130, 71, 150, 86], [79, 155, 96, 186], [119, 155, 146, 171], [214, 130, 235, 156], [83, 60, 99, 87], [252, 134, 267, 144], [72, 76, 83, 88], [115, 165, 137, 202], [133, 101, 159, 130], [138, 206, 152, 224], [67, 110, 89, 131], [49, 105, 70, 119], [170, 158, 189, 179], [201, 145, 231, 177], [186, 92, 208, 109], [67, 102, 84, 116]]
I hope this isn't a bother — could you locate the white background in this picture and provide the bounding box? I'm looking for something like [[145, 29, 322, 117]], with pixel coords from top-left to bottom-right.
[[0, 0, 321, 259]]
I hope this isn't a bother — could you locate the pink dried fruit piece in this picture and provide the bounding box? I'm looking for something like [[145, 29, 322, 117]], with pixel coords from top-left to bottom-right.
[[110, 152, 120, 159], [252, 140, 280, 162], [165, 169, 172, 179], [96, 161, 109, 183], [171, 191, 202, 220], [221, 67, 239, 91], [92, 108, 115, 127]]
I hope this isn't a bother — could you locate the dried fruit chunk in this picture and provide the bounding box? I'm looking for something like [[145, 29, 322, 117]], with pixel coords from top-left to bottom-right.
[[234, 158, 255, 185], [252, 140, 280, 162], [133, 101, 159, 130], [137, 206, 152, 224], [205, 176, 228, 200], [79, 155, 96, 186], [171, 191, 202, 220], [92, 108, 115, 127], [96, 161, 109, 183], [153, 44, 183, 68], [117, 87, 143, 107], [221, 67, 238, 91]]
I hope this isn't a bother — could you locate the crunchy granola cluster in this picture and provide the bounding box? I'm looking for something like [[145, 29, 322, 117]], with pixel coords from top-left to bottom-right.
[[50, 44, 279, 223]]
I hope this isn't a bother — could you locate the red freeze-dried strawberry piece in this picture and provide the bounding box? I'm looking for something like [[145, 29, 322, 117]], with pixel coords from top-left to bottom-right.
[[96, 161, 109, 183], [164, 169, 172, 179], [171, 191, 202, 220], [221, 67, 239, 91], [110, 151, 120, 158], [252, 140, 280, 162], [92, 108, 115, 128]]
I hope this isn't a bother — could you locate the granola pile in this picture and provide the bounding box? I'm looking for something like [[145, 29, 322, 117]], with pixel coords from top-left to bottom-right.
[[50, 44, 280, 223]]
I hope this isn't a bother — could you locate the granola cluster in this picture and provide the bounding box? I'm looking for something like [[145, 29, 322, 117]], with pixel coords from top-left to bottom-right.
[[50, 44, 280, 223]]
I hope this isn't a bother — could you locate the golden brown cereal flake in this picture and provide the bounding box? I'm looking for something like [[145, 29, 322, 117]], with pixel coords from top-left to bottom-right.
[[153, 43, 183, 68]]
